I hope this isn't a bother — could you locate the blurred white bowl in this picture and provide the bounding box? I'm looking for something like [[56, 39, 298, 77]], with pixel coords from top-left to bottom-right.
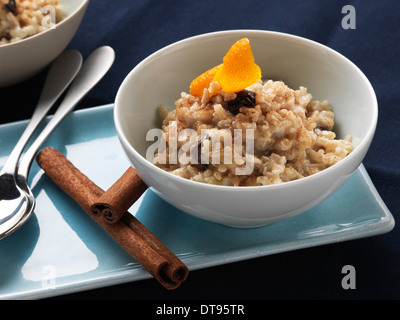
[[114, 30, 378, 228], [0, 0, 89, 87]]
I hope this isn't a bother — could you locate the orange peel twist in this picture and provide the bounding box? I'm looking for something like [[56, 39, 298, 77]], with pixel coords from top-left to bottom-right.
[[189, 38, 261, 97]]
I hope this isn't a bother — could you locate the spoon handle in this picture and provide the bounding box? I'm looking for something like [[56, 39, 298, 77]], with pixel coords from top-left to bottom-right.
[[0, 50, 83, 175], [17, 46, 115, 179]]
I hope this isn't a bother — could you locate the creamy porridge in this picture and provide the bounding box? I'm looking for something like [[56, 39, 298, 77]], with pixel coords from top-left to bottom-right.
[[152, 38, 354, 186], [0, 0, 63, 45]]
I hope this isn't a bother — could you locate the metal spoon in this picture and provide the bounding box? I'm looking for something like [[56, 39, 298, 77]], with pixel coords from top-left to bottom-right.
[[0, 46, 115, 239], [0, 50, 83, 238]]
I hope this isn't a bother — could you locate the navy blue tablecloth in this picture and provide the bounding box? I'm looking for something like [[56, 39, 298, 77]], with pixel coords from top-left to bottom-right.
[[1, 0, 399, 300]]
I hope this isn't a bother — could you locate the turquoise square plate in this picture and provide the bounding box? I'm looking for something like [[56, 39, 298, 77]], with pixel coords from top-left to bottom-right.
[[0, 104, 394, 299]]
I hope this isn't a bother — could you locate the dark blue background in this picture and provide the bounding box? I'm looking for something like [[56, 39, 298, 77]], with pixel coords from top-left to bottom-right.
[[1, 0, 399, 300]]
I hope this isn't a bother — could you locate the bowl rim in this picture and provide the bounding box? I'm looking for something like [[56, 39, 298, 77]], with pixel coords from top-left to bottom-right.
[[114, 29, 378, 192], [0, 0, 89, 49]]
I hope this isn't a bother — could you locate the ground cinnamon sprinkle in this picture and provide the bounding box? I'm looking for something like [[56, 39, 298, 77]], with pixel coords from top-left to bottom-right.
[[36, 147, 188, 289]]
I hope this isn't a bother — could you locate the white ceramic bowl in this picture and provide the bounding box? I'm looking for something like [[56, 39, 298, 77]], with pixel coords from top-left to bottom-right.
[[0, 0, 89, 87], [114, 30, 377, 228]]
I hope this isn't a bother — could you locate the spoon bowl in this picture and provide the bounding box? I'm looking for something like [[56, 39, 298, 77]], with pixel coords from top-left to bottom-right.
[[0, 175, 33, 239], [0, 174, 28, 229]]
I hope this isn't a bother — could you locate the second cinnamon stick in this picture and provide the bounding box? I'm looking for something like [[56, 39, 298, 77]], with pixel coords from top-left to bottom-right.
[[91, 166, 148, 223]]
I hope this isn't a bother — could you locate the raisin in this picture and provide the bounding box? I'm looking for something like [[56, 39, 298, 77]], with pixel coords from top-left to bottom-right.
[[313, 124, 331, 132], [3, 0, 17, 15], [225, 90, 256, 115], [193, 135, 210, 171]]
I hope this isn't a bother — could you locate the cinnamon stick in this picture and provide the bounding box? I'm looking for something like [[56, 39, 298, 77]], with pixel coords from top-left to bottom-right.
[[91, 167, 148, 223], [36, 147, 188, 289]]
